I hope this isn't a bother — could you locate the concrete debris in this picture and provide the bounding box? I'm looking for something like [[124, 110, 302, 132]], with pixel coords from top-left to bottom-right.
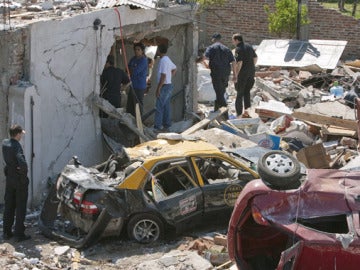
[[54, 245, 70, 256], [1, 38, 359, 270], [134, 250, 213, 270], [97, 59, 358, 171], [177, 234, 232, 268], [197, 63, 216, 103]]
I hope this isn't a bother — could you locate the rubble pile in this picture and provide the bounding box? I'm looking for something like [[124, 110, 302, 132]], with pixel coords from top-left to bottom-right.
[[214, 62, 360, 171]]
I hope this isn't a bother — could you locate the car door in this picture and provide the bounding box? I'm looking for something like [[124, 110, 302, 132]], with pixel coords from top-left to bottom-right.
[[145, 158, 204, 228], [192, 156, 248, 215]]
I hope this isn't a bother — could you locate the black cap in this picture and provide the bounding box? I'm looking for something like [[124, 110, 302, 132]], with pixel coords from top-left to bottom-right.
[[212, 33, 222, 40]]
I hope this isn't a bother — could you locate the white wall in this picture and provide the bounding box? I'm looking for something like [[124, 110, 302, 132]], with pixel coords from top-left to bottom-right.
[[25, 5, 196, 205], [28, 7, 158, 204]]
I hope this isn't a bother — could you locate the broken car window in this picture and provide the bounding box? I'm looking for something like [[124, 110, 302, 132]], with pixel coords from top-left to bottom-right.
[[295, 214, 349, 234], [145, 159, 197, 201], [195, 157, 254, 184]]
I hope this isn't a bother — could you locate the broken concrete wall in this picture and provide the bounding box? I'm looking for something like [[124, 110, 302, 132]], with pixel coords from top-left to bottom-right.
[[122, 24, 198, 121], [0, 28, 30, 203], [0, 5, 197, 205], [199, 0, 360, 60]]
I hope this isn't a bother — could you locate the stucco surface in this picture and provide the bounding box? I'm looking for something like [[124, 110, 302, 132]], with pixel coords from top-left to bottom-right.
[[11, 5, 196, 205]]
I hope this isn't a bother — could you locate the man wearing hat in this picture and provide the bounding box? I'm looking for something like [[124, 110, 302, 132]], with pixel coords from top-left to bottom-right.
[[2, 124, 31, 242], [204, 33, 236, 118]]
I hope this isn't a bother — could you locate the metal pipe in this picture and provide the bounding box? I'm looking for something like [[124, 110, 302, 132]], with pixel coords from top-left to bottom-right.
[[30, 96, 34, 208], [296, 0, 302, 40]]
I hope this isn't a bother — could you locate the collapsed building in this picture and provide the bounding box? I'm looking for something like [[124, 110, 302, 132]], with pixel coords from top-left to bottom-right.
[[0, 0, 199, 205]]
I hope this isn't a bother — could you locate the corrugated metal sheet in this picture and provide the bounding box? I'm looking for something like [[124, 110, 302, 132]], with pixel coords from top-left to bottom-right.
[[256, 39, 347, 70], [96, 0, 157, 9]]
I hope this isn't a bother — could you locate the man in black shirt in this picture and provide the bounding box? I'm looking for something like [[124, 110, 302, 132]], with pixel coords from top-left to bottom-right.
[[204, 33, 236, 116], [232, 33, 257, 118], [100, 55, 130, 115], [2, 124, 31, 242]]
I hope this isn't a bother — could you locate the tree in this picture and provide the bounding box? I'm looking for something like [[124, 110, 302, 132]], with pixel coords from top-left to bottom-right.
[[264, 0, 310, 39], [352, 0, 358, 16]]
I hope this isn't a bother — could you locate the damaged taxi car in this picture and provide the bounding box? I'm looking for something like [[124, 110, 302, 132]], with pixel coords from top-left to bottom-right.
[[39, 139, 258, 248], [227, 150, 360, 270]]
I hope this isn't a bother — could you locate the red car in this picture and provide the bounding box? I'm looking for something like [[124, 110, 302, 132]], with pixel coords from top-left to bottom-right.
[[228, 150, 360, 270]]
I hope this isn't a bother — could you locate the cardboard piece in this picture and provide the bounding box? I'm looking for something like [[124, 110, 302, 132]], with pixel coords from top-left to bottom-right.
[[296, 143, 330, 169]]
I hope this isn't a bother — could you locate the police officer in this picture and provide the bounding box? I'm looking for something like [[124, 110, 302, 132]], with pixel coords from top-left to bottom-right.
[[2, 124, 31, 242], [204, 33, 236, 119]]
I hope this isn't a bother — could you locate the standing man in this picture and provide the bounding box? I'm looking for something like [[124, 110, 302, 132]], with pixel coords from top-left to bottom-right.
[[154, 44, 177, 133], [232, 33, 257, 118], [2, 124, 31, 242], [100, 54, 130, 116], [204, 33, 236, 116], [127, 42, 148, 116]]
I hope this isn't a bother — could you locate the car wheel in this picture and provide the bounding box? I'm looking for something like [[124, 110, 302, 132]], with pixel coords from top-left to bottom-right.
[[257, 150, 301, 189], [127, 213, 164, 244]]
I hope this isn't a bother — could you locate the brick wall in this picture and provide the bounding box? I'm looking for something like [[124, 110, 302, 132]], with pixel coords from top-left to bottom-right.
[[200, 0, 359, 60], [0, 28, 30, 203]]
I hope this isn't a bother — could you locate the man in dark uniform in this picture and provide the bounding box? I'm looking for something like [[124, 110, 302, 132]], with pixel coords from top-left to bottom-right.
[[232, 33, 258, 118], [204, 33, 236, 117], [100, 55, 130, 116], [2, 124, 31, 242]]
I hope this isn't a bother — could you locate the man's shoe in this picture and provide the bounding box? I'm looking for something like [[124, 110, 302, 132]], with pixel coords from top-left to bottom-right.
[[15, 234, 31, 242], [3, 232, 13, 240], [240, 111, 251, 118]]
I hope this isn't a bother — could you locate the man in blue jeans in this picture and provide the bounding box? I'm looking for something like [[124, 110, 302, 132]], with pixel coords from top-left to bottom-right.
[[154, 44, 177, 132]]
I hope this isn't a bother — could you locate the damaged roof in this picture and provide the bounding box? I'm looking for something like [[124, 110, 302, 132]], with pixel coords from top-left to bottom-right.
[[96, 0, 156, 9], [1, 0, 168, 28], [256, 39, 347, 70]]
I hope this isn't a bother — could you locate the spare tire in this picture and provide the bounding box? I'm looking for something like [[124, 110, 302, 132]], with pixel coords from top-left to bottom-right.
[[257, 150, 301, 189]]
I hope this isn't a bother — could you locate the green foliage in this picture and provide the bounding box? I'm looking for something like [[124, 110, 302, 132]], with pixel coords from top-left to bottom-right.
[[191, 0, 228, 8], [321, 2, 360, 19], [264, 0, 310, 38]]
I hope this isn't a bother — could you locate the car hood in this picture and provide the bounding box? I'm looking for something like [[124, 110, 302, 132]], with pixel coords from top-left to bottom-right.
[[61, 165, 115, 191]]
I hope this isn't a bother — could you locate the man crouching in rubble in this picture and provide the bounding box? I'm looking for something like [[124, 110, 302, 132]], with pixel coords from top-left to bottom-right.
[[2, 124, 31, 242]]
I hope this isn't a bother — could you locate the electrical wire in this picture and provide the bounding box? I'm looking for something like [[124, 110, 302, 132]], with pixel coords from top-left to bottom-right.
[[114, 7, 131, 77]]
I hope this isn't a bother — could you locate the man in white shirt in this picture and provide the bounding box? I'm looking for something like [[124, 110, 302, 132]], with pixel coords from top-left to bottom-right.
[[154, 44, 177, 132]]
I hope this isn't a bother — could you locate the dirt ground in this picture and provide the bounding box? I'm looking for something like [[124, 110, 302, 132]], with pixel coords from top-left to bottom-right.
[[0, 212, 231, 270]]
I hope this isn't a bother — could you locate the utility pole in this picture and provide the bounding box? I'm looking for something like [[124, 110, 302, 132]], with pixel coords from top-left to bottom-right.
[[296, 0, 302, 40]]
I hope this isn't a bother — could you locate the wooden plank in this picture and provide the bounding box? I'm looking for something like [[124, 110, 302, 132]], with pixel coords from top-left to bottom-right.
[[292, 111, 357, 131], [92, 95, 151, 141], [255, 108, 288, 120], [322, 125, 357, 137], [181, 107, 228, 135], [135, 103, 145, 143]]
